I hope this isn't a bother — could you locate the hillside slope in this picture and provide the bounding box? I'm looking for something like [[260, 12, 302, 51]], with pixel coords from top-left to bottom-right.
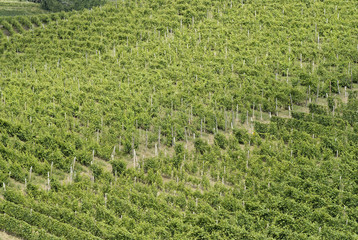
[[0, 0, 358, 239], [0, 0, 47, 16]]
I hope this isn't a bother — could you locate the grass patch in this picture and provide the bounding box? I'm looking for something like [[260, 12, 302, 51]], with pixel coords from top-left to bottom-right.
[[0, 0, 48, 16]]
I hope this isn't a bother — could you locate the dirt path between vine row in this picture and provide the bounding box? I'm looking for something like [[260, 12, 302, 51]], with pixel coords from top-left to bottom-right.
[[0, 231, 21, 240]]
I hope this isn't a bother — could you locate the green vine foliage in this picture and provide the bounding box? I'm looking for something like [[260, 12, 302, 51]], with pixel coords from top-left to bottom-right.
[[0, 0, 357, 239]]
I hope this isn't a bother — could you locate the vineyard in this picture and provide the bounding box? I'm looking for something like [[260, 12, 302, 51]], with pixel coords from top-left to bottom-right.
[[0, 0, 358, 239], [0, 0, 47, 17]]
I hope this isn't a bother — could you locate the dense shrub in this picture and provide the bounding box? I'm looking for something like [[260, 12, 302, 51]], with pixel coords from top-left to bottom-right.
[[41, 0, 107, 12]]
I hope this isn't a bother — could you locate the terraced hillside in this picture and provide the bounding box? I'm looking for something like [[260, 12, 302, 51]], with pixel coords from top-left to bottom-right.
[[0, 0, 358, 239]]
